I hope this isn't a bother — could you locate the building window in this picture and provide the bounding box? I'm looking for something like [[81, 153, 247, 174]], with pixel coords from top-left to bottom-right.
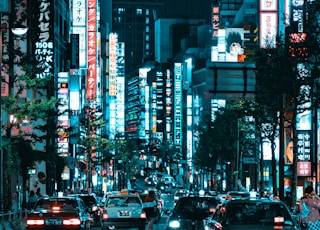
[[145, 17, 149, 24], [146, 34, 149, 41], [137, 8, 142, 15], [118, 8, 124, 14], [146, 26, 149, 33]]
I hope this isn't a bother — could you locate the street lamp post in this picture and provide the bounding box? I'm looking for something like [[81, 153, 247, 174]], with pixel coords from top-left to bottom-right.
[[0, 11, 28, 211]]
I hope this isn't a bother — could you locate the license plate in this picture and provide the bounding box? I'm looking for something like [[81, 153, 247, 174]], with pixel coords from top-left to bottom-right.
[[45, 218, 62, 225], [119, 210, 130, 217]]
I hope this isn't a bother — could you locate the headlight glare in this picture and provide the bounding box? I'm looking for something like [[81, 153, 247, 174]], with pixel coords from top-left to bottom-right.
[[168, 220, 180, 228]]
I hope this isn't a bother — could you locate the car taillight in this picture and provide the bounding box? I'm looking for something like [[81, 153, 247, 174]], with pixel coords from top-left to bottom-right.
[[274, 216, 284, 224], [63, 218, 81, 225], [102, 210, 109, 219], [27, 219, 45, 225], [140, 211, 146, 218], [52, 206, 61, 213]]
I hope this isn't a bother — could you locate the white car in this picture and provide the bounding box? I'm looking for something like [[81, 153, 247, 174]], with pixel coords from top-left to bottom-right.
[[101, 193, 146, 230]]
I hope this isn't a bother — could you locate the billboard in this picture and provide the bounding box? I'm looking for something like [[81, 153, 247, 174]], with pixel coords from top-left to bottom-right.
[[34, 0, 54, 78], [211, 28, 245, 62]]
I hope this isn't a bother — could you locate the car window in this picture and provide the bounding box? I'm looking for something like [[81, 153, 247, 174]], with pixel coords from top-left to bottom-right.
[[34, 199, 78, 211], [217, 202, 293, 225], [106, 196, 141, 207], [175, 198, 219, 214]]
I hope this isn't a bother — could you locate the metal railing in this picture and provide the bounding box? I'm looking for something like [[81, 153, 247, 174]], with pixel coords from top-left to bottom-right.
[[0, 209, 27, 230]]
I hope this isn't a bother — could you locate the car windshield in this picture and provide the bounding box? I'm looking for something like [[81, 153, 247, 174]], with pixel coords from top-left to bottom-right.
[[220, 202, 293, 225], [34, 199, 77, 211], [106, 196, 141, 207]]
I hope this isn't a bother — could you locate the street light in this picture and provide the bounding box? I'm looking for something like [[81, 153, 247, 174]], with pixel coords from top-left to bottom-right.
[[0, 13, 28, 212]]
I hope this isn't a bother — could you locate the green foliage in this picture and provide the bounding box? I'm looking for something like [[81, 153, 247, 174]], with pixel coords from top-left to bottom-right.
[[194, 100, 254, 169], [1, 27, 58, 210]]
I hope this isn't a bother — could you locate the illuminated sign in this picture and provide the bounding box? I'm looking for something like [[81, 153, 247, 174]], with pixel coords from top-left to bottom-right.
[[34, 0, 54, 78], [57, 72, 70, 157], [260, 12, 277, 48], [260, 0, 277, 11], [72, 0, 86, 26], [109, 33, 118, 96], [259, 0, 278, 49], [211, 28, 245, 62], [174, 63, 182, 147], [86, 0, 97, 101], [211, 4, 220, 40]]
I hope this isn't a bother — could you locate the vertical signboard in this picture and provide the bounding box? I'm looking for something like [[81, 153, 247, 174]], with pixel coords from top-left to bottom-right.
[[86, 0, 97, 101], [1, 13, 9, 97], [109, 33, 117, 96], [57, 72, 70, 157], [211, 4, 220, 40], [71, 0, 87, 69], [174, 63, 182, 150], [165, 69, 173, 142], [297, 130, 312, 176], [70, 34, 79, 69], [34, 0, 54, 78], [116, 42, 125, 135], [259, 0, 278, 48]]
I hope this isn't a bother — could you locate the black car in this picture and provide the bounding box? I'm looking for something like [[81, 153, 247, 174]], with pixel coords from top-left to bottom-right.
[[69, 193, 102, 226], [204, 198, 300, 230], [165, 195, 221, 229], [26, 196, 91, 230]]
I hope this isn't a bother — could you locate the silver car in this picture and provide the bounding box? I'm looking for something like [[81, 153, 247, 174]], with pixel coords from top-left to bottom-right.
[[101, 193, 146, 230]]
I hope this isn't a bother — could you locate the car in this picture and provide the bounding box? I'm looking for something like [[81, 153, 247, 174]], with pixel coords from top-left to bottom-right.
[[226, 190, 251, 200], [101, 192, 146, 230], [173, 189, 189, 203], [26, 196, 91, 230], [161, 174, 176, 187], [69, 193, 102, 226], [144, 175, 157, 186], [165, 195, 221, 230], [204, 197, 300, 229]]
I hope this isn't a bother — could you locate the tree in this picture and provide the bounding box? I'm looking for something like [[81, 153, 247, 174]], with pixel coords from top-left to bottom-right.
[[194, 100, 256, 191], [1, 40, 58, 210]]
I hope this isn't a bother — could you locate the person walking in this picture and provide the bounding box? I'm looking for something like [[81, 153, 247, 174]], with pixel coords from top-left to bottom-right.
[[36, 188, 42, 197], [143, 190, 157, 230], [28, 191, 38, 209], [299, 185, 320, 229]]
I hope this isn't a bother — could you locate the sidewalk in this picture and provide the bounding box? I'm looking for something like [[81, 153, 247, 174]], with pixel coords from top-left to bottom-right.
[[0, 218, 25, 230]]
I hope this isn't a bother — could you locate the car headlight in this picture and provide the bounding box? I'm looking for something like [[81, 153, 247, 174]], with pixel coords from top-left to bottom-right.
[[168, 220, 180, 228]]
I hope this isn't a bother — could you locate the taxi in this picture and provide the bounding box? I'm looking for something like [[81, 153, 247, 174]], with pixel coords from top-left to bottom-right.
[[101, 190, 146, 230]]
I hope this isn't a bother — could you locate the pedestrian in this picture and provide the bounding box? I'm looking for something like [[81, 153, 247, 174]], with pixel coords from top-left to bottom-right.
[[299, 185, 320, 229], [28, 190, 38, 209], [36, 187, 42, 197], [143, 190, 157, 230], [284, 191, 292, 208]]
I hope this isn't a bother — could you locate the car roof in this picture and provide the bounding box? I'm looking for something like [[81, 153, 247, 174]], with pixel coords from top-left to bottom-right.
[[222, 197, 285, 205]]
